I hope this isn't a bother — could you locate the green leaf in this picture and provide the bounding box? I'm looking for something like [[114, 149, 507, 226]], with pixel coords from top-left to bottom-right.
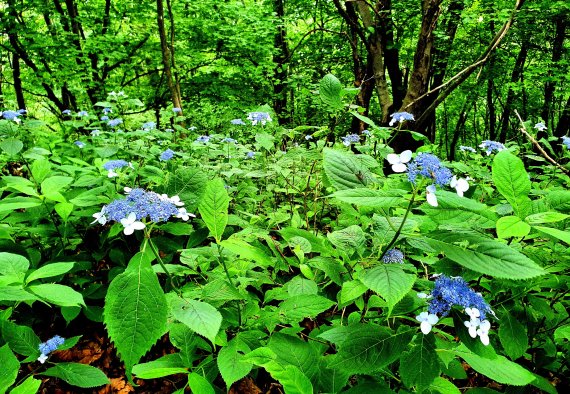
[[318, 325, 414, 374], [319, 73, 343, 111], [41, 363, 109, 388], [360, 265, 415, 312], [220, 238, 272, 267], [104, 248, 167, 380], [0, 253, 29, 279], [454, 344, 535, 385], [0, 286, 37, 302], [41, 176, 73, 202], [492, 151, 531, 218], [287, 276, 318, 296], [340, 280, 368, 304], [2, 176, 38, 196], [54, 202, 74, 221], [217, 338, 253, 388], [9, 376, 41, 394], [132, 354, 187, 379], [400, 335, 440, 391], [255, 132, 275, 151], [0, 321, 40, 356], [187, 372, 215, 394], [0, 138, 23, 156], [496, 216, 531, 239], [26, 262, 75, 283], [332, 189, 406, 208], [323, 148, 374, 191], [279, 294, 335, 322], [498, 310, 528, 360], [546, 190, 570, 212], [554, 324, 570, 341], [198, 178, 229, 243], [0, 344, 19, 392], [169, 297, 222, 344], [0, 197, 42, 213], [31, 158, 52, 183], [268, 333, 319, 380], [425, 377, 461, 394], [27, 284, 84, 307], [525, 211, 569, 224], [534, 226, 570, 245], [423, 190, 497, 229], [327, 225, 366, 254], [422, 231, 545, 279]]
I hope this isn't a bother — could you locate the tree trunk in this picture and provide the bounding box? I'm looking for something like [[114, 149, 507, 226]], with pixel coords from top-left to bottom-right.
[[11, 53, 26, 111], [157, 0, 182, 111], [273, 0, 291, 124]]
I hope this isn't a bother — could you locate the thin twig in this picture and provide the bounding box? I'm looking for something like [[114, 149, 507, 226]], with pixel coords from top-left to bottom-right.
[[514, 109, 570, 176]]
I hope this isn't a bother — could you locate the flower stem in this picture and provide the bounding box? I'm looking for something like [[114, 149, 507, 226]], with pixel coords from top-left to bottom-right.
[[217, 243, 242, 327], [147, 236, 182, 296], [380, 187, 417, 260]]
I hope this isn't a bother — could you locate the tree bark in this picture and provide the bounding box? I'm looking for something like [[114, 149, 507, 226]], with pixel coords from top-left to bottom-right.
[[11, 53, 26, 111], [157, 0, 182, 111], [273, 0, 291, 124]]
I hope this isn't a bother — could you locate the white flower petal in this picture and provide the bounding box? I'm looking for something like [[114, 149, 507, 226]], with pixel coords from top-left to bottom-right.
[[392, 163, 407, 173], [479, 333, 490, 346], [426, 314, 439, 325], [123, 226, 134, 235], [386, 153, 400, 165], [426, 188, 438, 207], [400, 150, 412, 163], [420, 321, 433, 335]]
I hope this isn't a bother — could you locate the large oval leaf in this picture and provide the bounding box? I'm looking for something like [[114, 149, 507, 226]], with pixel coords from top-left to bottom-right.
[[198, 178, 229, 243], [323, 148, 374, 191], [360, 265, 415, 312]]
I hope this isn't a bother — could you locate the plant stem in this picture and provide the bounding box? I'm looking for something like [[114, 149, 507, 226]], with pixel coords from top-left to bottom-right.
[[147, 236, 182, 296], [216, 243, 242, 327], [380, 188, 416, 260]]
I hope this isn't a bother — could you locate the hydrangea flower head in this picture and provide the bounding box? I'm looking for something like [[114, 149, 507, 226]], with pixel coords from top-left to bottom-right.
[[341, 134, 360, 146], [386, 150, 412, 173], [247, 112, 272, 125], [479, 140, 505, 155], [196, 135, 210, 143], [17, 109, 27, 115], [103, 107, 112, 114], [561, 136, 570, 150], [108, 118, 123, 127], [173, 107, 182, 113], [231, 119, 245, 125], [91, 129, 101, 136], [101, 115, 109, 121], [305, 135, 313, 141], [77, 110, 88, 117], [142, 121, 156, 131], [62, 109, 72, 115], [160, 149, 175, 161], [103, 160, 129, 177], [382, 248, 404, 263], [389, 112, 415, 127], [407, 153, 452, 186], [246, 151, 256, 159], [362, 129, 372, 136], [459, 146, 476, 153], [2, 110, 20, 121], [74, 141, 86, 149], [222, 137, 237, 144], [534, 122, 547, 132], [38, 335, 65, 363]]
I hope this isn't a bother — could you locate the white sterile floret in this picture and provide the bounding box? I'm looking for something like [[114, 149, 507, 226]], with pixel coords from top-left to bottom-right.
[[417, 292, 432, 299], [120, 213, 145, 235], [91, 209, 107, 225], [107, 170, 118, 178], [124, 187, 132, 194], [37, 353, 49, 364], [176, 208, 195, 221], [386, 150, 412, 173], [416, 311, 439, 334], [450, 176, 469, 197], [465, 307, 480, 320], [426, 185, 438, 207], [169, 195, 185, 207], [464, 317, 481, 338], [477, 320, 491, 346]]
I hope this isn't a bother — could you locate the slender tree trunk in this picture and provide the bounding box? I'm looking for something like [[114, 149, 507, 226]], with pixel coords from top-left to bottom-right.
[[498, 40, 529, 143], [273, 0, 291, 124], [157, 0, 182, 111], [11, 53, 26, 111], [541, 14, 566, 137], [554, 95, 570, 140]]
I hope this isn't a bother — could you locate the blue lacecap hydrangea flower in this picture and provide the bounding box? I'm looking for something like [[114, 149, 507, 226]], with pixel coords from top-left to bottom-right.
[[74, 141, 85, 148], [103, 107, 112, 114], [77, 110, 88, 117], [231, 119, 245, 125], [382, 249, 404, 263], [2, 110, 20, 121], [39, 335, 65, 356], [103, 160, 129, 171], [407, 153, 452, 186], [196, 135, 210, 143], [341, 134, 360, 146], [479, 140, 505, 155], [108, 118, 123, 127], [389, 112, 414, 127], [427, 275, 493, 320], [246, 151, 256, 159], [561, 136, 570, 150], [247, 112, 272, 125], [160, 149, 175, 161], [459, 146, 476, 153], [222, 137, 237, 143], [105, 188, 180, 223], [62, 109, 72, 115], [17, 109, 27, 115], [142, 121, 156, 131], [173, 107, 182, 113], [101, 115, 109, 121]]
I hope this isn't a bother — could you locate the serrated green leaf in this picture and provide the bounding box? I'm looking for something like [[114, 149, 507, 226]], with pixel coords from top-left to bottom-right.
[[187, 372, 214, 394], [41, 363, 109, 388], [534, 226, 570, 245], [400, 335, 440, 391], [0, 197, 42, 213], [2, 176, 38, 196], [332, 188, 406, 208], [198, 178, 229, 243], [323, 148, 374, 191], [0, 344, 19, 392], [268, 333, 319, 380], [425, 377, 461, 394], [499, 311, 528, 360], [279, 294, 335, 322], [454, 344, 535, 385], [169, 297, 222, 344], [132, 353, 187, 379], [26, 262, 75, 283], [496, 216, 531, 239], [217, 338, 253, 388], [0, 321, 40, 356], [492, 151, 531, 218], [423, 231, 545, 279], [327, 225, 365, 253], [54, 202, 74, 221], [525, 211, 569, 224], [0, 138, 23, 156], [104, 248, 167, 381], [220, 238, 272, 267], [360, 265, 415, 311], [31, 158, 52, 183], [27, 284, 84, 307], [319, 73, 343, 111], [41, 176, 73, 202], [340, 280, 368, 304], [287, 276, 318, 296], [9, 376, 41, 394], [0, 253, 29, 278], [423, 190, 497, 229]]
